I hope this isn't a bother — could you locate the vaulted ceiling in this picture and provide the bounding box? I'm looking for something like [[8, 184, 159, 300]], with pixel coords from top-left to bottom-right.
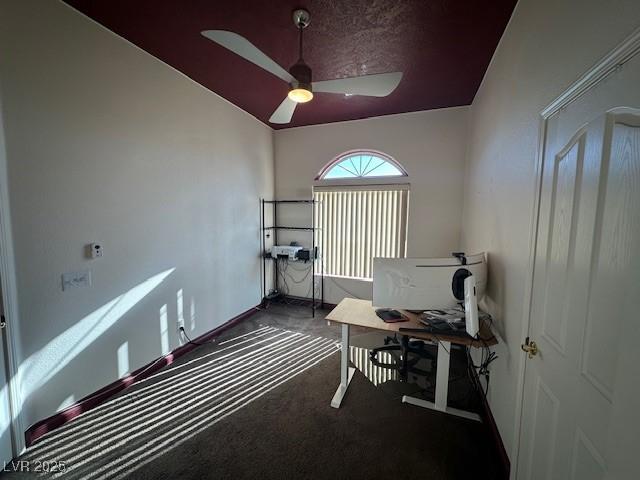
[[64, 0, 516, 129]]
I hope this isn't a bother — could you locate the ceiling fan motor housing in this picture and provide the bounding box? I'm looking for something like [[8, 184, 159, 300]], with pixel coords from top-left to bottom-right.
[[289, 61, 312, 91], [292, 9, 310, 29]]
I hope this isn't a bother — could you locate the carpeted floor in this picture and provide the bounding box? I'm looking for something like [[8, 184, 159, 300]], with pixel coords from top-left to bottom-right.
[[8, 304, 500, 480]]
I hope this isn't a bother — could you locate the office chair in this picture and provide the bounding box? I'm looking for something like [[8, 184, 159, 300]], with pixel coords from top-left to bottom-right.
[[369, 334, 436, 380]]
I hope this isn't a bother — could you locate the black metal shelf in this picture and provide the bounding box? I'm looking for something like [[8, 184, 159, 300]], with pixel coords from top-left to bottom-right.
[[263, 252, 315, 262], [263, 226, 316, 231], [260, 199, 323, 317], [262, 199, 317, 204]]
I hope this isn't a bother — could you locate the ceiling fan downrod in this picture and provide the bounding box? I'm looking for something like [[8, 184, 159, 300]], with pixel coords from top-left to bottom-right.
[[288, 9, 312, 99]]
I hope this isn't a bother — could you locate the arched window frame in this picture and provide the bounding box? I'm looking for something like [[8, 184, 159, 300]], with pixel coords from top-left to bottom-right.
[[315, 149, 408, 181]]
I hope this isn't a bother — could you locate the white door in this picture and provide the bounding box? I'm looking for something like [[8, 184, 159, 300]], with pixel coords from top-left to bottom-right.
[[0, 77, 19, 463], [517, 50, 640, 479]]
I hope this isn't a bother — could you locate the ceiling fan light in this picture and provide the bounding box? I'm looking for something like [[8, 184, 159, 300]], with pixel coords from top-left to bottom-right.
[[288, 86, 313, 103]]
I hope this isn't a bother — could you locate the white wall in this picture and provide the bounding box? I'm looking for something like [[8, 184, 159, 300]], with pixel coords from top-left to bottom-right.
[[274, 107, 469, 304], [460, 0, 640, 464], [0, 0, 273, 430]]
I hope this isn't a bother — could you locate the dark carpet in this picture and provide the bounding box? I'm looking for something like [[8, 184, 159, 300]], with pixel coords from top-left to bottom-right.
[[8, 304, 499, 480]]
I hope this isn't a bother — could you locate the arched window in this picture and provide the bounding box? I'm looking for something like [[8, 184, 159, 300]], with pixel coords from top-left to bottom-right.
[[317, 150, 407, 180]]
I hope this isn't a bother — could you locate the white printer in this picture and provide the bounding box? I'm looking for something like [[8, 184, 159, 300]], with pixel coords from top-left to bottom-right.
[[270, 245, 303, 260]]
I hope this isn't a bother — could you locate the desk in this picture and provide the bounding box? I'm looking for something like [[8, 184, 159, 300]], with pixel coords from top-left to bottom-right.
[[326, 298, 497, 421]]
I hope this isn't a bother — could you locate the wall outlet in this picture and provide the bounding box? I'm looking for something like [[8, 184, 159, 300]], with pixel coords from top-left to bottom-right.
[[89, 243, 103, 259], [62, 270, 92, 291]]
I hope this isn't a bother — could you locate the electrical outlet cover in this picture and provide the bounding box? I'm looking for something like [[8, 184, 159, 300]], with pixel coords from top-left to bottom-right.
[[62, 270, 92, 291]]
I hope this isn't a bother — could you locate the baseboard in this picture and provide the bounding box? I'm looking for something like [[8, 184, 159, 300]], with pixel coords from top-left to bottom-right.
[[24, 304, 260, 447], [472, 372, 511, 480]]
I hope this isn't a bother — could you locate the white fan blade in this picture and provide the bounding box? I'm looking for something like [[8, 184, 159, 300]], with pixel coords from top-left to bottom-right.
[[269, 96, 298, 124], [201, 30, 294, 84], [312, 72, 403, 97]]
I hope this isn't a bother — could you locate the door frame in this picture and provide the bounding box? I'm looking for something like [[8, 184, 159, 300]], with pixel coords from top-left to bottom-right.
[[512, 25, 640, 479], [0, 91, 26, 455]]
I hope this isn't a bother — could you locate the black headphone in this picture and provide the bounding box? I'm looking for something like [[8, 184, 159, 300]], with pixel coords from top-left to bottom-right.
[[451, 268, 471, 301], [450, 252, 472, 301]]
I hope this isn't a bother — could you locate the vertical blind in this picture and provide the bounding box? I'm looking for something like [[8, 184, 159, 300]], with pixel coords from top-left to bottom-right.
[[314, 185, 409, 279]]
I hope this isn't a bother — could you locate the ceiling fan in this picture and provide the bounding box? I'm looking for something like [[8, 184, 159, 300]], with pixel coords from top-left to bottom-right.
[[201, 9, 403, 124]]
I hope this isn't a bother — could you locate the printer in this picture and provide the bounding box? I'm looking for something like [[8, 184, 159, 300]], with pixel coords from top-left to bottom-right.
[[270, 245, 303, 260]]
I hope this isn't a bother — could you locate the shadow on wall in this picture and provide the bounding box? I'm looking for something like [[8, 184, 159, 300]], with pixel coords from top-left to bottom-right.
[[21, 268, 176, 399], [482, 252, 506, 340], [0, 268, 178, 449]]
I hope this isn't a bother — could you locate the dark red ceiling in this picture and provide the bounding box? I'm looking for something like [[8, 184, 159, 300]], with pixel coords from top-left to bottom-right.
[[63, 0, 516, 129]]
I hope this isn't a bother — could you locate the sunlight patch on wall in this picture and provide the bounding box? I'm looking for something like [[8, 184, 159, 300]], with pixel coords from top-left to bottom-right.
[[117, 342, 129, 378], [176, 289, 184, 329], [20, 268, 176, 400], [159, 304, 169, 355], [189, 296, 196, 331], [56, 395, 75, 413]]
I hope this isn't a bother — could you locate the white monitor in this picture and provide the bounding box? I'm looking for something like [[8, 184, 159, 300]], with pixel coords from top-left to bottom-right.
[[463, 274, 480, 337], [372, 253, 487, 336], [372, 253, 486, 310]]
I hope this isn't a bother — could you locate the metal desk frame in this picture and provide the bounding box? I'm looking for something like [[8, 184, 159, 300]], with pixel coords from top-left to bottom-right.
[[328, 299, 497, 422]]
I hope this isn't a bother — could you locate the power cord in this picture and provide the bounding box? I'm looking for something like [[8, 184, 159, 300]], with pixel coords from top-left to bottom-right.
[[466, 344, 498, 397], [179, 326, 212, 346], [326, 276, 363, 299], [273, 257, 319, 308]]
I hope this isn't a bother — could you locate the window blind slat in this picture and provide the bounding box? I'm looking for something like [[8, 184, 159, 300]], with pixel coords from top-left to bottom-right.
[[364, 191, 372, 278], [379, 191, 386, 257], [389, 190, 396, 256]]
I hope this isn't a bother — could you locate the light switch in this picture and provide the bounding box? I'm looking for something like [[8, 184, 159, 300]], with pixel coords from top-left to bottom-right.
[[62, 270, 92, 291]]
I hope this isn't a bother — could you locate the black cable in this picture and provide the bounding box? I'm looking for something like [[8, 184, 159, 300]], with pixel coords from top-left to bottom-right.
[[311, 253, 363, 299], [465, 340, 498, 397], [284, 261, 312, 284], [276, 257, 290, 296], [283, 262, 314, 300], [280, 259, 300, 303], [429, 337, 450, 355], [179, 326, 211, 346], [327, 276, 363, 299], [273, 257, 317, 307]]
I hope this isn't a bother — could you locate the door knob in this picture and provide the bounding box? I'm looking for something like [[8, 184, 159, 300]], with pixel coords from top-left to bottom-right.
[[521, 337, 538, 359]]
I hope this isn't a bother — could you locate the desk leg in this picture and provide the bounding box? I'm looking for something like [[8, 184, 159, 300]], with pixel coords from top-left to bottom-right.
[[402, 340, 481, 422], [434, 340, 451, 410], [331, 323, 355, 408]]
